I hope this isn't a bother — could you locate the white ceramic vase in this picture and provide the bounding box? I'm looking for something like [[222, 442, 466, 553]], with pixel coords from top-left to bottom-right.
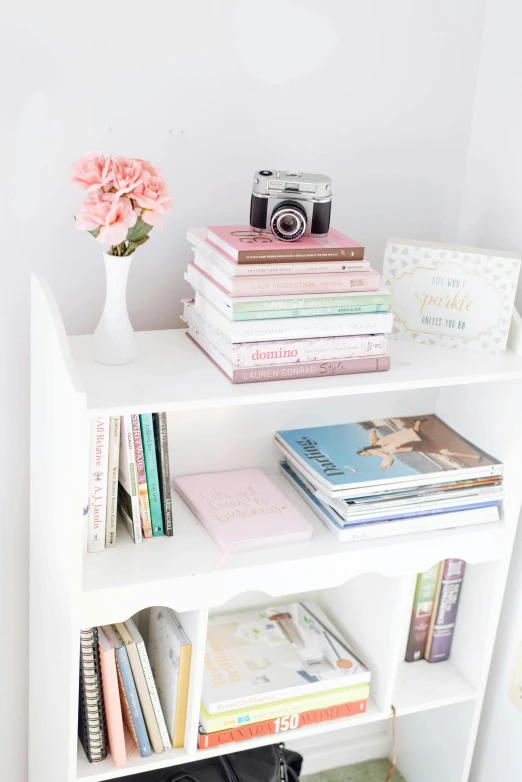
[[92, 252, 137, 365]]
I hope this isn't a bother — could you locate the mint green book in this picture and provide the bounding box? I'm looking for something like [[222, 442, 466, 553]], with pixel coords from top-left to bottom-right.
[[232, 303, 389, 320], [232, 291, 391, 313], [139, 414, 164, 536]]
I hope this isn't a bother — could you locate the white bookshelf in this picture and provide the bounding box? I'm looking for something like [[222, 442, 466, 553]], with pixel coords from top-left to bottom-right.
[[30, 274, 522, 782]]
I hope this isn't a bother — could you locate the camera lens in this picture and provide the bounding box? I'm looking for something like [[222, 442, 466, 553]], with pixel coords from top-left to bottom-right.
[[270, 202, 307, 241], [259, 170, 273, 176]]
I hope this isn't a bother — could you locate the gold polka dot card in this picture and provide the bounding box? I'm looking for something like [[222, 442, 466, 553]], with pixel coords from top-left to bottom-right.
[[382, 238, 521, 353]]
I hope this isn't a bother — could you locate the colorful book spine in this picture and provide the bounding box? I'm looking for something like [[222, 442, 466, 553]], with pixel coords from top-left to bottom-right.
[[232, 304, 390, 320], [184, 304, 388, 367], [98, 628, 127, 766], [111, 634, 152, 757], [425, 559, 466, 662], [105, 416, 121, 548], [189, 262, 381, 296], [193, 249, 370, 276], [232, 292, 392, 313], [188, 331, 390, 384], [153, 413, 173, 536], [118, 416, 142, 544], [87, 416, 110, 553], [405, 563, 443, 662], [131, 414, 152, 538], [198, 699, 368, 748], [200, 683, 370, 733], [139, 414, 164, 536]]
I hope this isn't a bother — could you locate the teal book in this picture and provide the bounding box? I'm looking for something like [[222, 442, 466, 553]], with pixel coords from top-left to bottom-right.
[[232, 304, 389, 320], [139, 414, 164, 536]]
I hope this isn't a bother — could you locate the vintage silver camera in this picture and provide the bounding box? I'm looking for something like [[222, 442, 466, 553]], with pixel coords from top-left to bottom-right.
[[250, 170, 332, 241]]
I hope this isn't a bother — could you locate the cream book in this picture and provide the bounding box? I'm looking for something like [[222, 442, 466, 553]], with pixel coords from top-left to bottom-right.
[[147, 608, 192, 748]]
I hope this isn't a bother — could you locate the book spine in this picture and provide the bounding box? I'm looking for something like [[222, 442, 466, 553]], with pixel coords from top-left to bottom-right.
[[173, 645, 192, 748], [229, 270, 381, 296], [153, 413, 173, 536], [235, 247, 365, 262], [425, 559, 466, 662], [232, 304, 389, 320], [118, 416, 142, 544], [230, 356, 391, 384], [140, 414, 164, 536], [136, 641, 172, 751], [201, 683, 370, 732], [114, 645, 152, 757], [87, 416, 110, 553], [202, 256, 371, 277], [198, 699, 368, 748], [405, 563, 443, 662], [131, 414, 152, 538], [105, 416, 120, 548], [234, 292, 392, 312]]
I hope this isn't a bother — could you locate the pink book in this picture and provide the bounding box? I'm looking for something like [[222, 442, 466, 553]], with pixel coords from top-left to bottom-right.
[[98, 628, 128, 767], [187, 331, 391, 384], [190, 263, 380, 297], [173, 468, 314, 553], [207, 226, 365, 263]]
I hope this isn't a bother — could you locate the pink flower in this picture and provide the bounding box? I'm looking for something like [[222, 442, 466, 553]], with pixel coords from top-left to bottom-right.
[[75, 192, 137, 246], [71, 150, 113, 191], [137, 158, 161, 178], [131, 175, 173, 227], [110, 156, 144, 196]]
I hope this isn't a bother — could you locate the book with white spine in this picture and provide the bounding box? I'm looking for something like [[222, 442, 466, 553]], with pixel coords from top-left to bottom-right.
[[124, 618, 172, 752], [184, 302, 388, 367], [105, 416, 120, 548], [184, 298, 394, 344], [187, 228, 369, 276], [87, 416, 110, 553], [118, 416, 143, 544]]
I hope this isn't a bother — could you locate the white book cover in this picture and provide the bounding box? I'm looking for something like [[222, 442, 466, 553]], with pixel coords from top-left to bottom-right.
[[118, 416, 143, 544], [148, 608, 192, 748], [186, 297, 394, 344], [187, 228, 369, 276], [184, 303, 388, 368], [201, 601, 370, 714], [279, 464, 500, 543], [105, 416, 120, 548], [382, 237, 521, 354], [87, 416, 110, 553], [124, 618, 171, 752]]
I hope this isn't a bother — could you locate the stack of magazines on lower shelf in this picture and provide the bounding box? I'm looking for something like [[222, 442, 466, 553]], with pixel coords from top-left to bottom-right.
[[182, 226, 393, 384], [276, 415, 503, 542], [198, 601, 370, 749], [78, 610, 191, 766]]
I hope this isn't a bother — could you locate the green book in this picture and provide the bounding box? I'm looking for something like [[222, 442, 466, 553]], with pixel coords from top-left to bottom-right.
[[232, 304, 389, 320], [232, 291, 391, 313], [139, 414, 164, 536], [405, 562, 442, 662]]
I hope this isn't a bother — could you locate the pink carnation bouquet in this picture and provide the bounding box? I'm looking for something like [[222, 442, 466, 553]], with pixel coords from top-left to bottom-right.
[[72, 151, 172, 256]]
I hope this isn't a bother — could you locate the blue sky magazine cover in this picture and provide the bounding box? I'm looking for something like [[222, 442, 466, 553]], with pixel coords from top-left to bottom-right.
[[275, 415, 501, 491]]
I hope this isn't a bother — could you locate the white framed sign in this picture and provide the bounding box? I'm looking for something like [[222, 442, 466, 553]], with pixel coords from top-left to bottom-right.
[[382, 237, 521, 353]]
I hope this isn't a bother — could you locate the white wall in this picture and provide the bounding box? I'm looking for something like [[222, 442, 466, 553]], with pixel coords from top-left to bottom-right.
[[458, 0, 522, 777], [0, 1, 491, 779]]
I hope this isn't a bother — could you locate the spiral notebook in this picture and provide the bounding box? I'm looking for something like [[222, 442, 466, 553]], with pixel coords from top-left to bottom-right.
[[78, 627, 108, 763]]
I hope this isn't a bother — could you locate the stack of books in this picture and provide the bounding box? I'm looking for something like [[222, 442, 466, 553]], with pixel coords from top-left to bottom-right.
[[276, 415, 503, 542], [182, 226, 393, 384], [87, 412, 173, 553], [78, 610, 192, 766], [197, 601, 370, 749], [406, 559, 466, 663]]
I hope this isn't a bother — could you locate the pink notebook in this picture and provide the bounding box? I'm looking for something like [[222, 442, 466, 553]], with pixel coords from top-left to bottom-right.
[[206, 226, 365, 263], [98, 628, 130, 767], [173, 468, 313, 553]]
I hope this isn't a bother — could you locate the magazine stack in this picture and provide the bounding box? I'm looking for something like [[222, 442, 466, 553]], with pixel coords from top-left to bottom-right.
[[198, 601, 370, 748], [181, 226, 393, 384], [276, 415, 503, 542]]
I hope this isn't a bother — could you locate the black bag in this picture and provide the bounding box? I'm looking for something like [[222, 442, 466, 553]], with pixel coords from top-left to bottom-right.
[[119, 745, 302, 782]]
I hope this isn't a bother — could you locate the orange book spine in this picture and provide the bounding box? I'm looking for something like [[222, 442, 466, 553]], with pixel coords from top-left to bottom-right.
[[198, 698, 367, 749]]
